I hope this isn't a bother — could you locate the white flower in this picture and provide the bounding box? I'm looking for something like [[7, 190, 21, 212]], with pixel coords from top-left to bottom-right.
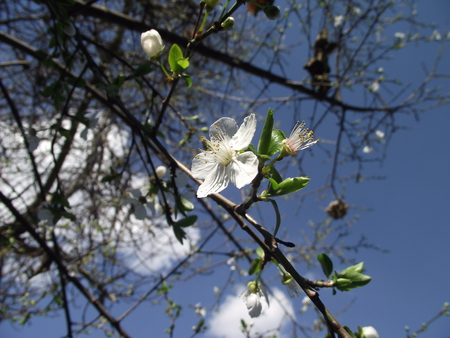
[[352, 7, 361, 15], [334, 15, 344, 27], [369, 81, 380, 92], [362, 326, 379, 338], [431, 29, 441, 41], [141, 29, 164, 58], [280, 121, 318, 158], [191, 114, 258, 198], [394, 32, 405, 39], [155, 165, 167, 179], [363, 145, 373, 153], [375, 130, 385, 138], [194, 303, 206, 317], [301, 296, 311, 306], [243, 281, 269, 318]]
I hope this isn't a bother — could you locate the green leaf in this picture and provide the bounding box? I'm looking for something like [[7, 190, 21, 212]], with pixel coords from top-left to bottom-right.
[[317, 253, 333, 279], [181, 74, 192, 88], [261, 176, 310, 198], [248, 257, 262, 275], [168, 44, 184, 74], [176, 196, 194, 216], [257, 108, 274, 156], [335, 262, 372, 291], [335, 278, 352, 287], [344, 326, 357, 338], [268, 166, 283, 183], [177, 58, 190, 69], [129, 63, 153, 79], [174, 215, 197, 228], [255, 246, 265, 258], [269, 199, 281, 236], [172, 224, 186, 244], [340, 262, 364, 275], [268, 129, 286, 156]]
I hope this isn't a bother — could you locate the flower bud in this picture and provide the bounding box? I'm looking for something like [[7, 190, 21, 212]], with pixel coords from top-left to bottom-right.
[[141, 29, 164, 58], [361, 326, 379, 338], [155, 165, 167, 179], [263, 5, 280, 20], [221, 17, 235, 31], [204, 0, 220, 12]]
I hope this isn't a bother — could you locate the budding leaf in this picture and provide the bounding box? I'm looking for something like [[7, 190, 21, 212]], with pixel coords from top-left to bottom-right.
[[258, 108, 274, 156], [334, 262, 372, 291], [268, 129, 286, 156], [317, 253, 333, 279], [248, 257, 262, 275], [262, 177, 310, 197], [168, 44, 184, 74]]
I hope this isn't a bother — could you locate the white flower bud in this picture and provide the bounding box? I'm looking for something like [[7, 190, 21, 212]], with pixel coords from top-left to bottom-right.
[[362, 326, 379, 338], [221, 17, 235, 31], [155, 165, 167, 179], [141, 29, 164, 58]]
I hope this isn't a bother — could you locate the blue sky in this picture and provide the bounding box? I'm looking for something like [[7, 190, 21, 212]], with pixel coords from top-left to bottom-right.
[[1, 1, 449, 337]]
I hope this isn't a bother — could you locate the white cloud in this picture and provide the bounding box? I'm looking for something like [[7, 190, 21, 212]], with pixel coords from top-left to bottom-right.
[[206, 286, 294, 338]]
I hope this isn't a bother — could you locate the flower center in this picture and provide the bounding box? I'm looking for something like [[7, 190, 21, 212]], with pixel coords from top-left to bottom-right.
[[209, 129, 235, 166]]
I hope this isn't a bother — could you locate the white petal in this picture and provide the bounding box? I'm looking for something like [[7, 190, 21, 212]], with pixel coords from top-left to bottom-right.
[[133, 203, 147, 220], [362, 326, 379, 338], [231, 114, 256, 150], [259, 287, 270, 308], [196, 164, 229, 198], [192, 154, 218, 180], [209, 117, 238, 141], [228, 152, 259, 189], [129, 189, 142, 198], [245, 293, 262, 318]]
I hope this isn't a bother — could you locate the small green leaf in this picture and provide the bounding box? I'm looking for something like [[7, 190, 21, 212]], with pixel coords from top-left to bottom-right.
[[344, 326, 357, 338], [257, 108, 274, 156], [335, 278, 352, 287], [269, 199, 281, 236], [176, 196, 194, 216], [177, 58, 190, 69], [248, 257, 262, 275], [256, 246, 265, 258], [334, 262, 372, 291], [261, 176, 310, 198], [317, 253, 333, 279], [174, 215, 197, 227], [181, 74, 192, 88], [168, 44, 184, 74], [268, 129, 286, 156], [268, 166, 283, 183], [172, 224, 186, 244]]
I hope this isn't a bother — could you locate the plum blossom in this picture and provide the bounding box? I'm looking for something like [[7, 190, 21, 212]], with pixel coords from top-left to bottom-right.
[[191, 114, 258, 198], [243, 281, 269, 318], [362, 326, 379, 338], [141, 29, 164, 58], [280, 121, 318, 158], [334, 15, 344, 27]]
